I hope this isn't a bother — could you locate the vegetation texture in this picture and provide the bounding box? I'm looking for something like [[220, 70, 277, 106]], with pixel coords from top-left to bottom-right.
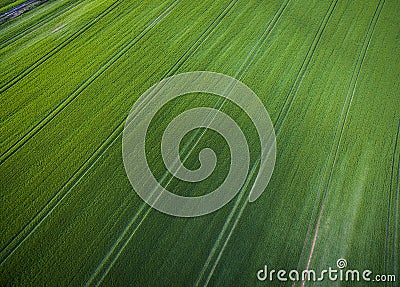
[[0, 0, 399, 286]]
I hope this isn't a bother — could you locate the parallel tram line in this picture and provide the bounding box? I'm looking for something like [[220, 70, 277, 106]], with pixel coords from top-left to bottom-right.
[[295, 1, 385, 286], [197, 1, 340, 285], [0, 0, 86, 49], [0, 0, 125, 93], [85, 1, 280, 285], [0, 0, 178, 165], [274, 0, 338, 134], [0, 0, 238, 268], [0, 0, 182, 265], [289, 0, 385, 281], [98, 0, 293, 283], [85, 0, 293, 284]]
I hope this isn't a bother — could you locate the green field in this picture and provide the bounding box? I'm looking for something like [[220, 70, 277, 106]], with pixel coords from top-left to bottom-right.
[[0, 0, 25, 14], [1, 0, 399, 286]]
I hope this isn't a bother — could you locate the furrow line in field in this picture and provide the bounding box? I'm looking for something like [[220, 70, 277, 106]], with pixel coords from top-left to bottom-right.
[[0, 0, 238, 269], [90, 0, 296, 284], [164, 0, 239, 77], [0, 122, 122, 265], [234, 0, 291, 80], [118, 0, 240, 149], [0, 0, 124, 93], [119, 0, 240, 133], [0, 0, 85, 49], [135, 0, 283, 162], [0, 0, 181, 264], [292, 161, 328, 284], [84, 196, 152, 286], [197, 1, 340, 285], [194, 0, 299, 284], [296, 1, 385, 284], [0, 0, 178, 165], [274, 0, 338, 135], [194, 161, 258, 287], [85, 1, 249, 284], [66, 189, 135, 286], [85, 114, 220, 286], [292, 1, 385, 281], [202, 185, 252, 287]]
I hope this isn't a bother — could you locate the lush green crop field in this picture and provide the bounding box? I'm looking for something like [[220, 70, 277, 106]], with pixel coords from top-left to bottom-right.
[[0, 0, 25, 14], [0, 0, 399, 286]]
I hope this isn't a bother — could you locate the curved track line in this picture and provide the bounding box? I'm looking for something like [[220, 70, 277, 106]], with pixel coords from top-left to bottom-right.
[[0, 0, 124, 94], [0, 0, 181, 265]]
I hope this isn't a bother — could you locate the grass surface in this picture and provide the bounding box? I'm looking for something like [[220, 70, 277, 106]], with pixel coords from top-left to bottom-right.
[[0, 0, 399, 286], [0, 0, 26, 14]]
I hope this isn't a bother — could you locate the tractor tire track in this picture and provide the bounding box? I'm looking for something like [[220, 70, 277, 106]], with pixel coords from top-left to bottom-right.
[[88, 0, 295, 283], [0, 0, 181, 265], [274, 0, 338, 134], [0, 0, 176, 165], [294, 1, 385, 284], [0, 0, 85, 49], [292, 0, 385, 281], [195, 161, 258, 287], [112, 3, 293, 282], [84, 1, 247, 285], [122, 0, 240, 131], [196, 1, 339, 285], [0, 0, 124, 94], [0, 0, 237, 268]]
